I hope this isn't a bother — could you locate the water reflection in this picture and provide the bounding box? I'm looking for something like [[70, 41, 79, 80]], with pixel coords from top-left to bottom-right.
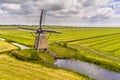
[[54, 59, 120, 80]]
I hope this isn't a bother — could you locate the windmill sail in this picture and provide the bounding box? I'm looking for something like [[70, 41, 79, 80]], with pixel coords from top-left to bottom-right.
[[39, 10, 44, 29], [18, 9, 61, 52], [34, 9, 49, 51]]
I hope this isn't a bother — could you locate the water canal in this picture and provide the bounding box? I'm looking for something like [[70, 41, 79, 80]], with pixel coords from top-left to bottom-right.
[[54, 59, 120, 80]]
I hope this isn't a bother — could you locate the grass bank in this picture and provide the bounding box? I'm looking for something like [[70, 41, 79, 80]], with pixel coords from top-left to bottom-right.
[[0, 40, 92, 80], [0, 40, 18, 53], [0, 54, 91, 80], [50, 42, 120, 72], [10, 49, 54, 65]]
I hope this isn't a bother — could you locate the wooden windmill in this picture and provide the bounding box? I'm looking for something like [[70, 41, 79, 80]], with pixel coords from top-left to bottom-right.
[[19, 9, 61, 51]]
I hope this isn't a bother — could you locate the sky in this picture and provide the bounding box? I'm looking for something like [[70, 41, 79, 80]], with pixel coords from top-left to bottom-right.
[[0, 0, 120, 27]]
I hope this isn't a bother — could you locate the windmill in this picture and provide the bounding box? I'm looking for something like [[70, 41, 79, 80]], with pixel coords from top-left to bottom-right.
[[19, 9, 61, 51]]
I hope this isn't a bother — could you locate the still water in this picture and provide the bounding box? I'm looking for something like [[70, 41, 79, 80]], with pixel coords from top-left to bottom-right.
[[0, 38, 5, 40], [12, 43, 29, 50], [54, 59, 120, 80], [0, 38, 29, 49]]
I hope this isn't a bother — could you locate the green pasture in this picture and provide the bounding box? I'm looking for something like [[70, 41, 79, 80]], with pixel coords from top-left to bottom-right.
[[50, 42, 120, 72], [1, 26, 120, 58], [68, 32, 120, 58], [0, 40, 17, 53], [1, 27, 120, 45], [1, 26, 120, 72], [0, 30, 34, 46], [0, 54, 89, 80], [0, 40, 90, 79]]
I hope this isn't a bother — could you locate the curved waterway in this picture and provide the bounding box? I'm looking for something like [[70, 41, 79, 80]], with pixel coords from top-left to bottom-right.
[[0, 38, 29, 50], [11, 43, 29, 50], [0, 38, 5, 41], [54, 59, 120, 80], [1, 38, 120, 79]]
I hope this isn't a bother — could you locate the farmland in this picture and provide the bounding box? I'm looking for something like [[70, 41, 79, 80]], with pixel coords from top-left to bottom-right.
[[0, 40, 17, 53], [68, 31, 120, 58], [0, 54, 89, 80], [1, 26, 120, 59], [1, 26, 120, 79], [0, 26, 91, 80]]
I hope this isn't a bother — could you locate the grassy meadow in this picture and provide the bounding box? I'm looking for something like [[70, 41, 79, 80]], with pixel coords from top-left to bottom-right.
[[1, 25, 120, 79], [0, 26, 91, 80], [0, 40, 17, 53], [1, 26, 120, 59], [0, 54, 89, 80]]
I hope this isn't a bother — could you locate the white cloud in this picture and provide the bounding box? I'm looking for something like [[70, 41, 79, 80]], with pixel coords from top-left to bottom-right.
[[1, 3, 21, 11], [0, 9, 7, 14], [94, 0, 110, 6], [0, 0, 120, 26], [97, 8, 114, 17]]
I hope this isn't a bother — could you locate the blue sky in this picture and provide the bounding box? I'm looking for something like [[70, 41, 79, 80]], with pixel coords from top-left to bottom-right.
[[114, 0, 120, 2], [0, 0, 120, 27]]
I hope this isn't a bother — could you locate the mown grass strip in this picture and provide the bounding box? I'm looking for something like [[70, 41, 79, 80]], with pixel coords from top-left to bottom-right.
[[0, 40, 17, 53], [66, 32, 120, 43], [0, 54, 90, 80]]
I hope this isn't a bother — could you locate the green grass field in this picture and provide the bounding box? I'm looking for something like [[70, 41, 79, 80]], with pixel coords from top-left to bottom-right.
[[68, 31, 120, 57], [1, 26, 120, 79], [0, 54, 89, 80], [0, 40, 17, 52], [0, 26, 91, 80], [1, 26, 120, 58]]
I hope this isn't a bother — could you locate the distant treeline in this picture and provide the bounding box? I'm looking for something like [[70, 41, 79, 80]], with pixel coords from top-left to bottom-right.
[[0, 25, 120, 29]]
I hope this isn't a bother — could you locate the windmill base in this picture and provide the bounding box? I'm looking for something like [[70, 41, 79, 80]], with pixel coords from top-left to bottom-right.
[[34, 33, 49, 51]]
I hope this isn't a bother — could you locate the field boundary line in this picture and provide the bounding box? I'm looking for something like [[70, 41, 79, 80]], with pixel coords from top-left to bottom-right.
[[77, 45, 120, 61], [66, 32, 120, 43]]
